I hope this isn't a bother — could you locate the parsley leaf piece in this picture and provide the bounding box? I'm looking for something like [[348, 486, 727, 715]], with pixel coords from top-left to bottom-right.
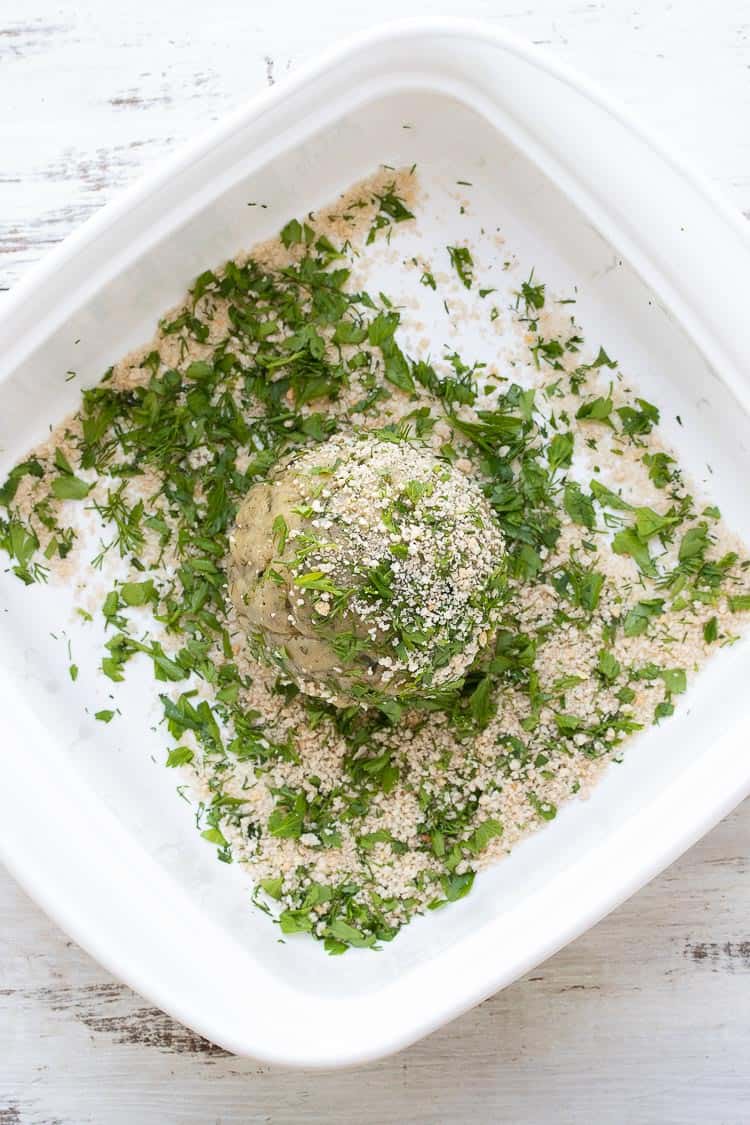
[[366, 186, 415, 244], [643, 451, 675, 489], [576, 396, 613, 424], [596, 650, 620, 681], [374, 187, 414, 223], [0, 458, 44, 508], [563, 482, 596, 529], [660, 668, 687, 695], [279, 218, 304, 248], [678, 523, 710, 567], [166, 746, 194, 767], [268, 804, 305, 839], [552, 561, 605, 612], [529, 794, 557, 821], [440, 870, 475, 902], [590, 480, 632, 511], [466, 818, 503, 855], [272, 514, 288, 555], [591, 346, 616, 369], [327, 919, 377, 949], [612, 528, 656, 576], [516, 272, 545, 317], [633, 506, 674, 540], [260, 877, 284, 900], [447, 245, 474, 289], [120, 579, 156, 607], [201, 827, 228, 846], [617, 398, 659, 436], [468, 676, 495, 729], [548, 432, 574, 472], [623, 598, 664, 637], [51, 475, 91, 501]]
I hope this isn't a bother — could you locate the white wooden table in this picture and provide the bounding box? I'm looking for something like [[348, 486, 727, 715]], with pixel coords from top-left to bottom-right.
[[3, 3, 750, 1121]]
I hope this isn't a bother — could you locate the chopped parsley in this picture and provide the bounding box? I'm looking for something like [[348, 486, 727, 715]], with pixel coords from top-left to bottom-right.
[[0, 172, 746, 958], [447, 245, 474, 289]]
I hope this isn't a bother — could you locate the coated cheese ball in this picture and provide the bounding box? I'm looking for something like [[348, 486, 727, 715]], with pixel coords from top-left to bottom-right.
[[228, 433, 506, 707]]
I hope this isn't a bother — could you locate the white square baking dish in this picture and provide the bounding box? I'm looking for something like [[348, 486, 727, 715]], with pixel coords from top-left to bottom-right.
[[1, 20, 750, 1067]]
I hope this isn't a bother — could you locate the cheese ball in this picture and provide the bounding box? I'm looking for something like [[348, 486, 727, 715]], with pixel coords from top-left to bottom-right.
[[228, 433, 506, 707]]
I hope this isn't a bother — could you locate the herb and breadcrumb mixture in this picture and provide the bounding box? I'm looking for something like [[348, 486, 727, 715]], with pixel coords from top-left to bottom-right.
[[2, 167, 749, 954]]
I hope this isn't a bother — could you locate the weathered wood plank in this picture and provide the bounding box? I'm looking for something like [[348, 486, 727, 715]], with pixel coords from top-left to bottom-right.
[[3, 799, 750, 1123], [3, 0, 750, 292]]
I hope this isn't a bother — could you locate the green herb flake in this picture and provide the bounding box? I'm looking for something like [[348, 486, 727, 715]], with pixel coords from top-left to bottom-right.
[[166, 746, 195, 767], [447, 245, 474, 289], [120, 579, 156, 607], [623, 599, 664, 637], [51, 475, 91, 501]]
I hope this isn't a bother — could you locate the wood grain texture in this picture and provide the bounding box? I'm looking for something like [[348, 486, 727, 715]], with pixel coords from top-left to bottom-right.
[[3, 0, 750, 293], [3, 801, 750, 1124], [2, 1, 750, 1121]]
